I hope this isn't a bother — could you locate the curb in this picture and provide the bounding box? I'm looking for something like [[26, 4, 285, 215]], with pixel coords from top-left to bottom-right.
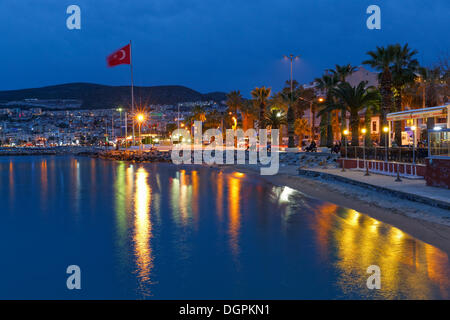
[[298, 168, 450, 211]]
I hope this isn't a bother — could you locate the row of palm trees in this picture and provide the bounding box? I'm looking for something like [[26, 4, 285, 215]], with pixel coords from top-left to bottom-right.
[[184, 43, 447, 148]]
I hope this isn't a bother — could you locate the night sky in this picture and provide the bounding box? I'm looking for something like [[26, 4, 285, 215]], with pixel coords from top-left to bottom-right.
[[1, 0, 448, 96]]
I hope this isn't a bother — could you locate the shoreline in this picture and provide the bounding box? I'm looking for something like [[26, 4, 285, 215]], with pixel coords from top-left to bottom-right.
[[221, 164, 450, 255]]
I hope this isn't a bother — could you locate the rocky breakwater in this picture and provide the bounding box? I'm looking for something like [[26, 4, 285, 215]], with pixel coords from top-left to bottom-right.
[[296, 152, 339, 169], [98, 150, 173, 162]]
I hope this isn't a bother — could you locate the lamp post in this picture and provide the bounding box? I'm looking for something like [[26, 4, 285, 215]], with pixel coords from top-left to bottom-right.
[[361, 128, 370, 176], [361, 127, 367, 163], [342, 129, 349, 172], [411, 125, 416, 165], [117, 107, 123, 147], [284, 54, 299, 148], [137, 113, 145, 152], [383, 126, 389, 162]]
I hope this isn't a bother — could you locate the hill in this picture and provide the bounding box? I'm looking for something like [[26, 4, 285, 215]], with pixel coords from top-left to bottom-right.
[[0, 83, 227, 109]]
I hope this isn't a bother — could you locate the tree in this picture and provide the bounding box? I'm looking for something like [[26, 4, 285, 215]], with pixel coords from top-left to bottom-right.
[[315, 74, 338, 147], [327, 64, 358, 82], [239, 99, 258, 131], [391, 44, 419, 145], [328, 64, 358, 138], [251, 87, 271, 130], [225, 90, 243, 118], [265, 109, 286, 129], [294, 118, 309, 147], [328, 81, 380, 146], [363, 45, 396, 144], [265, 108, 286, 145], [204, 109, 223, 131]]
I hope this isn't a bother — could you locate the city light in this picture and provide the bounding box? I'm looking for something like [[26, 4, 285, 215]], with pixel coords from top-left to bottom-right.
[[383, 126, 389, 133], [361, 128, 367, 134], [411, 126, 416, 131], [318, 97, 325, 102], [137, 114, 145, 122], [343, 130, 349, 135]]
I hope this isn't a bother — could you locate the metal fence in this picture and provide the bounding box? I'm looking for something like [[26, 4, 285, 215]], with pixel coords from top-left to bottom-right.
[[341, 146, 429, 164]]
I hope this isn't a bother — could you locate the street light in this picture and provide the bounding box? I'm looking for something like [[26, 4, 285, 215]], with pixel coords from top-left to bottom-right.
[[411, 125, 416, 164], [136, 113, 145, 152], [342, 129, 349, 172], [283, 54, 300, 148], [383, 126, 389, 162], [361, 128, 370, 176], [116, 107, 123, 143]]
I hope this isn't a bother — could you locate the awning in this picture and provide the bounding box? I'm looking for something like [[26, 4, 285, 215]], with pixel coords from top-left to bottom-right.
[[387, 105, 449, 121]]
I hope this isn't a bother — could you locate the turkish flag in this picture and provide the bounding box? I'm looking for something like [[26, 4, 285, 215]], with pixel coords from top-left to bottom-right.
[[107, 44, 131, 67]]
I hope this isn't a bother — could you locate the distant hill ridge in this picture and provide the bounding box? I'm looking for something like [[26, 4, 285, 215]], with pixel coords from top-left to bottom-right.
[[0, 83, 227, 109]]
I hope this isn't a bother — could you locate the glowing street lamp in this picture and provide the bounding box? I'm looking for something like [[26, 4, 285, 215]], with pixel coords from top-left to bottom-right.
[[361, 128, 370, 176], [136, 113, 145, 152], [383, 126, 389, 162], [342, 129, 349, 172], [411, 125, 416, 164], [116, 107, 123, 139]]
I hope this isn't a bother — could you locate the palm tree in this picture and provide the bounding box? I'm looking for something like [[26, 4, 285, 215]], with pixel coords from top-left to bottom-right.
[[390, 44, 419, 145], [204, 109, 223, 130], [315, 74, 338, 147], [272, 90, 300, 147], [363, 45, 396, 143], [327, 64, 358, 82], [294, 118, 309, 147], [251, 86, 271, 129], [239, 100, 258, 131], [265, 109, 286, 145], [328, 81, 380, 146], [418, 66, 442, 108], [225, 90, 243, 118], [328, 64, 358, 137], [187, 105, 207, 129]]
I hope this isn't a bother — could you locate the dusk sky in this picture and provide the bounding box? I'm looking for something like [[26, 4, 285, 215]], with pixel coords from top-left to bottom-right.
[[1, 0, 449, 96]]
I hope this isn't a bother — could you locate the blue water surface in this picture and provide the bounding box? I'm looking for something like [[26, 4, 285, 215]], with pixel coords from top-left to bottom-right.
[[0, 156, 449, 299]]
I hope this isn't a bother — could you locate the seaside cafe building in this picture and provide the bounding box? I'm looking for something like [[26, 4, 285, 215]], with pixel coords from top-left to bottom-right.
[[386, 105, 450, 150], [386, 105, 450, 188]]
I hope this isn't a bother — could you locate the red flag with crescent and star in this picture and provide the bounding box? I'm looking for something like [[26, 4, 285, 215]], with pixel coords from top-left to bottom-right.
[[107, 44, 131, 67]]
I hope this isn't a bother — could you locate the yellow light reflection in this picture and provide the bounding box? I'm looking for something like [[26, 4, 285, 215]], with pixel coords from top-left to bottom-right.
[[310, 205, 450, 299], [216, 172, 224, 221], [40, 160, 48, 211], [228, 176, 241, 256], [133, 167, 153, 292]]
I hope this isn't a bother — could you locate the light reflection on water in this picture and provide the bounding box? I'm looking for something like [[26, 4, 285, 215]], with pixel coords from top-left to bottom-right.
[[0, 156, 449, 299]]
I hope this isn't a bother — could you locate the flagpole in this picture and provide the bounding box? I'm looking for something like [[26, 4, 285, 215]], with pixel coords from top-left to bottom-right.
[[125, 112, 128, 152], [130, 40, 135, 147]]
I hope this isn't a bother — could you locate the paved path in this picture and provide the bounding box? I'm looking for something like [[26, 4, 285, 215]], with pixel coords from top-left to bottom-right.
[[303, 167, 450, 206]]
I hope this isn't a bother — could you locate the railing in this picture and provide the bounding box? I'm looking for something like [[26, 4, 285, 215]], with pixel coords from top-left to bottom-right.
[[352, 159, 424, 178], [341, 146, 428, 164]]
